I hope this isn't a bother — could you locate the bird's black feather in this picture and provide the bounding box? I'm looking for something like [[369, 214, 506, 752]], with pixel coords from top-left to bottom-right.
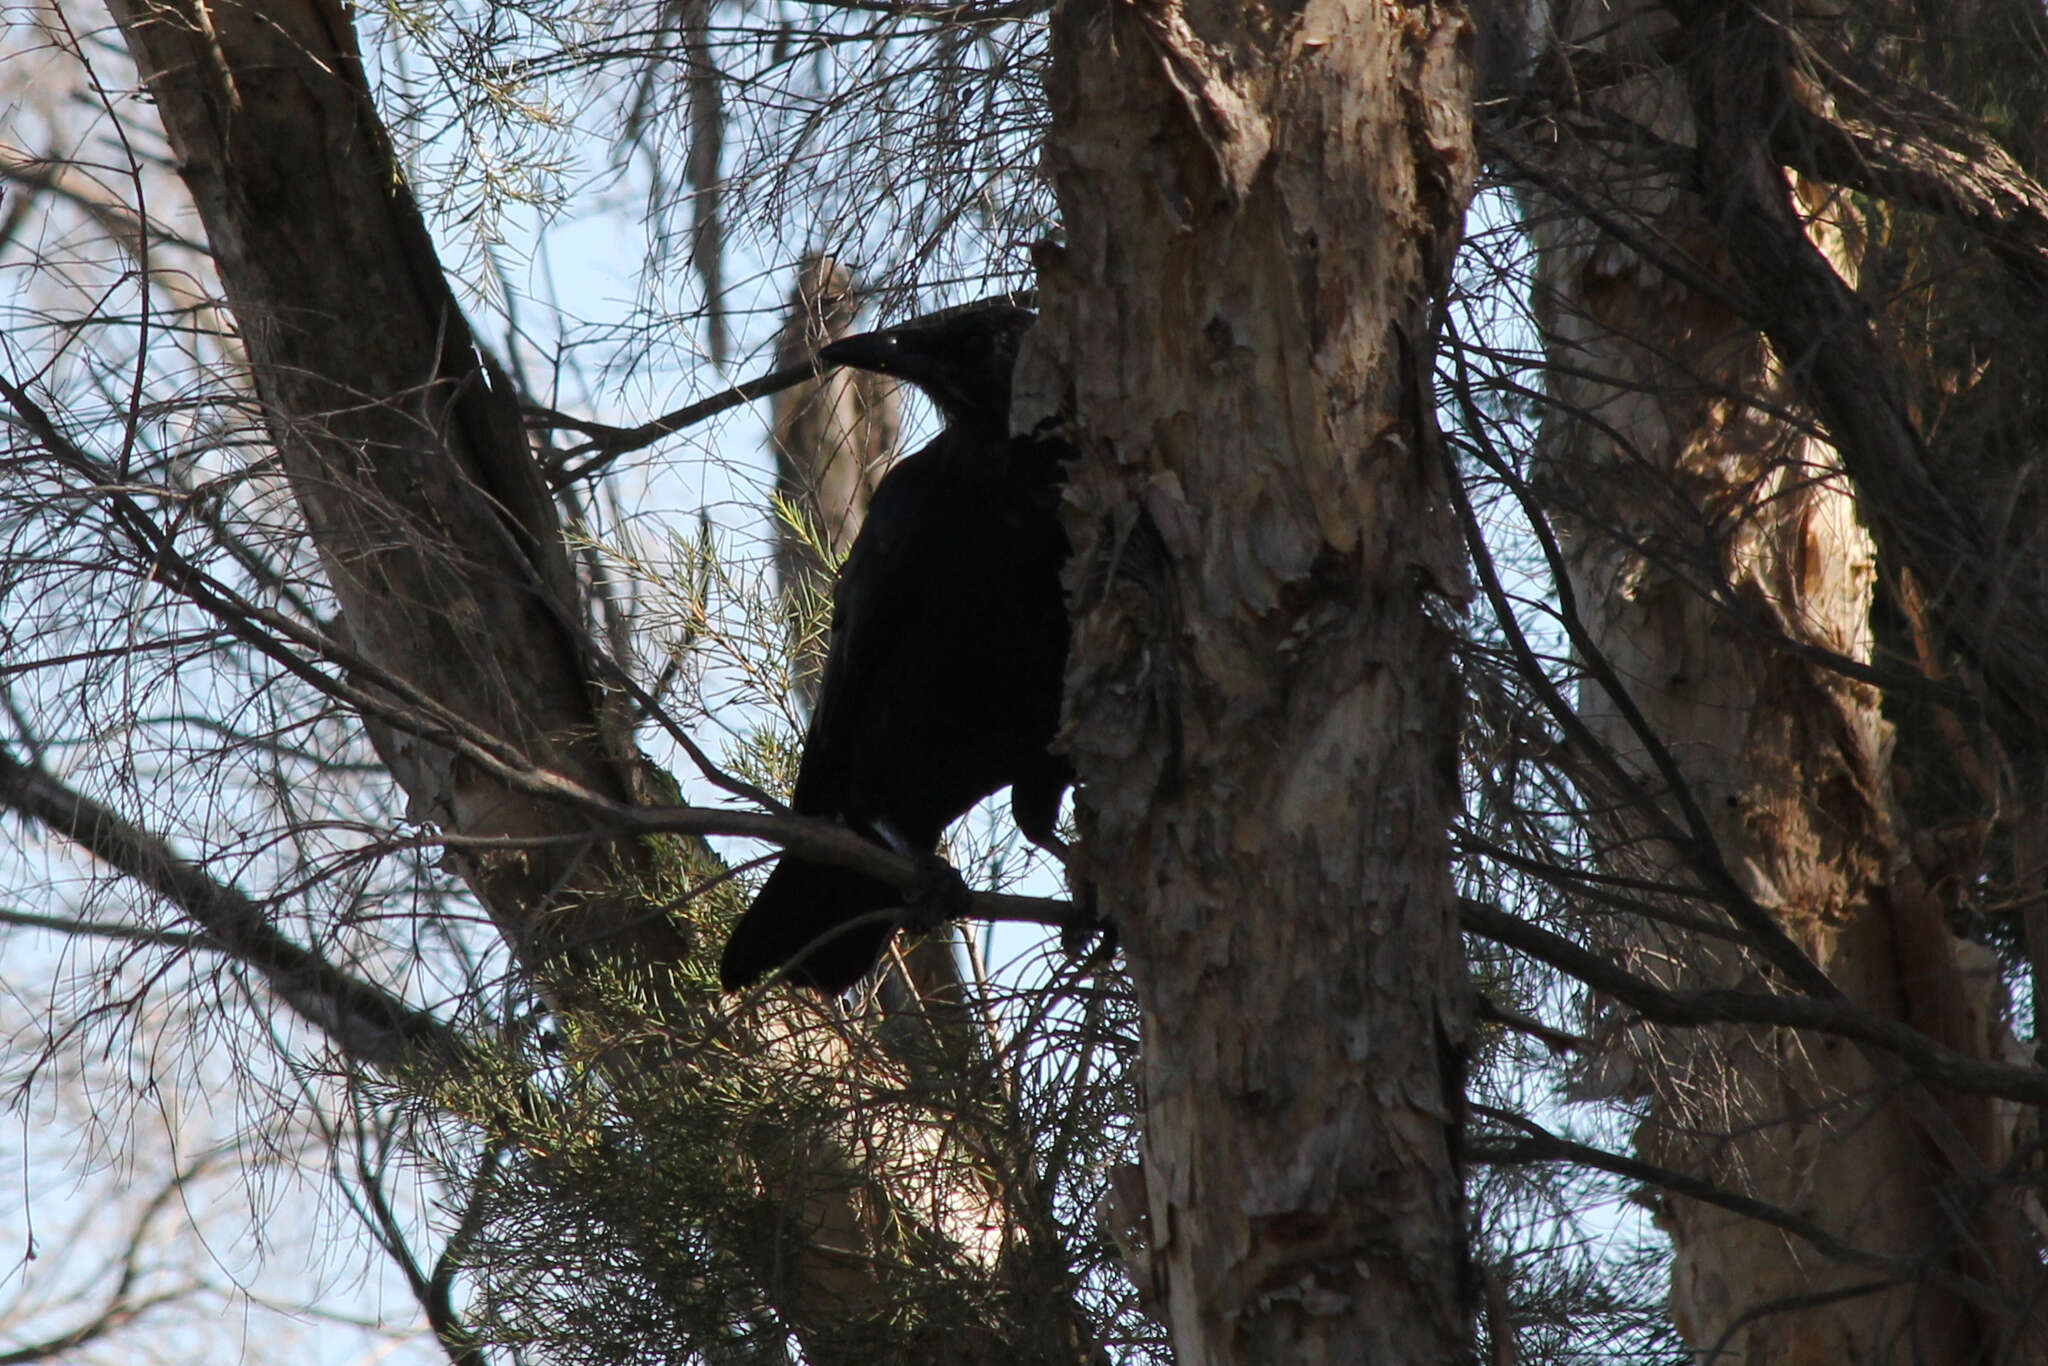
[[720, 305, 1073, 994]]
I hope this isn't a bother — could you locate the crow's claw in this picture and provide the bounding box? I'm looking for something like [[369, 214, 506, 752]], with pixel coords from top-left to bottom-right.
[[1060, 883, 1115, 961], [904, 853, 973, 933]]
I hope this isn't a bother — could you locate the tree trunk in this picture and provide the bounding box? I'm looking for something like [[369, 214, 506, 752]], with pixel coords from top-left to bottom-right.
[[105, 0, 661, 973], [1033, 1, 1477, 1361], [769, 253, 900, 711], [1513, 1, 2030, 1357]]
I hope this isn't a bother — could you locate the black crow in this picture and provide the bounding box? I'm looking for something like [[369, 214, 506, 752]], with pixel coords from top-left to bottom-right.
[[719, 303, 1074, 994]]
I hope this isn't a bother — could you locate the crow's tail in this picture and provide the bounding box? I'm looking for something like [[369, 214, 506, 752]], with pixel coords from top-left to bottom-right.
[[719, 856, 903, 994]]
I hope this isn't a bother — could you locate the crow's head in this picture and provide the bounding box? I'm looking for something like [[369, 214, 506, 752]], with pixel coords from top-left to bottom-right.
[[819, 303, 1035, 429]]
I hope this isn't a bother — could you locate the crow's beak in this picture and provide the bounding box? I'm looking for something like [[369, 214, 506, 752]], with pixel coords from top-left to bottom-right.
[[819, 330, 918, 381]]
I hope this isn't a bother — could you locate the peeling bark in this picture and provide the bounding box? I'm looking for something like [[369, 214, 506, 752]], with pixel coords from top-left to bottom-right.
[[1033, 1, 1477, 1360], [1513, 1, 2041, 1358]]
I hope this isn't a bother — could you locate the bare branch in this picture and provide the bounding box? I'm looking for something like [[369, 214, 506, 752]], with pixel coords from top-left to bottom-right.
[[1461, 899, 2048, 1109], [0, 744, 468, 1076]]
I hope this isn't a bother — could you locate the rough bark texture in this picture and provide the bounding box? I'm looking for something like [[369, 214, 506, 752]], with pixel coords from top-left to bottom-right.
[[1031, 1, 1477, 1361], [1515, 2, 2031, 1358], [100, 1, 1088, 1359], [104, 0, 663, 972]]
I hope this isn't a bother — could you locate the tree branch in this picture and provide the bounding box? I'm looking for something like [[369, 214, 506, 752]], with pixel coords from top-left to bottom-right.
[[1461, 898, 2048, 1108], [0, 744, 470, 1076], [1468, 1105, 1906, 1278]]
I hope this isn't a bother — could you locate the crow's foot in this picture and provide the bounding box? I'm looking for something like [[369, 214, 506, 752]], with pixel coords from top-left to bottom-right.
[[1060, 883, 1116, 963], [903, 853, 972, 933]]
